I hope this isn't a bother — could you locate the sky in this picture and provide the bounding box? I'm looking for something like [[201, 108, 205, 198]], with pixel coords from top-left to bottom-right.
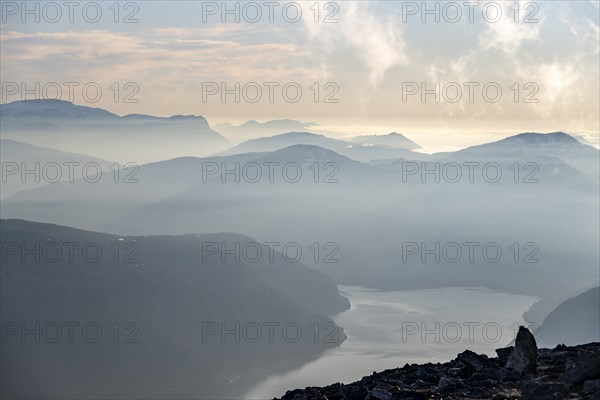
[[1, 0, 599, 150]]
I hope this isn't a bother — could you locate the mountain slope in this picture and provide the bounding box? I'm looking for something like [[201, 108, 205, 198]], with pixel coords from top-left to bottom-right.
[[0, 100, 231, 163], [446, 132, 599, 176], [0, 219, 348, 399], [216, 131, 424, 162], [1, 141, 597, 304], [535, 287, 600, 347], [0, 139, 113, 199], [216, 132, 350, 156], [351, 132, 422, 150], [214, 119, 320, 142]]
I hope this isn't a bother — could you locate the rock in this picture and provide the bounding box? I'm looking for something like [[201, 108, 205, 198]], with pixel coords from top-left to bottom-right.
[[370, 383, 396, 400], [458, 349, 509, 381], [436, 375, 467, 393], [458, 350, 497, 371], [369, 384, 426, 400], [408, 380, 430, 390], [520, 382, 569, 400], [491, 388, 521, 399], [560, 357, 600, 387], [506, 326, 538, 375], [496, 346, 514, 366], [278, 342, 600, 400], [584, 379, 600, 393], [393, 392, 427, 400]]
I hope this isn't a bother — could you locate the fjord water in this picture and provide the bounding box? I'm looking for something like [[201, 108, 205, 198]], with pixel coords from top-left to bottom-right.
[[243, 285, 538, 399]]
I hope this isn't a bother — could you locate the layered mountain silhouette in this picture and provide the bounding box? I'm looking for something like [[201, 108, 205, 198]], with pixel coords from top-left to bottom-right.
[[0, 100, 231, 163], [2, 133, 598, 307], [1, 99, 118, 120], [216, 131, 424, 162], [1, 106, 599, 399], [0, 139, 112, 199], [446, 132, 599, 176], [351, 132, 422, 150], [535, 286, 600, 347], [217, 132, 350, 156], [213, 119, 320, 142], [0, 219, 348, 399]]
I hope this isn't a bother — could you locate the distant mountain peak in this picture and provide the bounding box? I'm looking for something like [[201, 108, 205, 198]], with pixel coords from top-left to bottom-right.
[[460, 132, 585, 152], [0, 99, 119, 119], [213, 119, 320, 140], [168, 114, 206, 121], [505, 131, 580, 145], [0, 100, 214, 126], [449, 131, 598, 176], [0, 101, 231, 162], [275, 143, 336, 152], [278, 131, 324, 138], [11, 99, 74, 105], [360, 132, 402, 137], [266, 144, 360, 165], [238, 119, 319, 128], [351, 132, 421, 150]]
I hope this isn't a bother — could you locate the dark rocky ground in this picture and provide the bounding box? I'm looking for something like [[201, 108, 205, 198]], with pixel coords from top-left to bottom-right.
[[279, 327, 600, 400]]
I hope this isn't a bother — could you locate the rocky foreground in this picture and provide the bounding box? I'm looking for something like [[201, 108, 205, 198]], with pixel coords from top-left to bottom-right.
[[279, 327, 600, 400]]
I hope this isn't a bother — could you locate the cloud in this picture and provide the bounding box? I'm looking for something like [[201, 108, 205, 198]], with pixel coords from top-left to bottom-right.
[[478, 0, 542, 54], [1, 0, 596, 130], [590, 21, 600, 54], [512, 60, 588, 119], [427, 50, 481, 117], [0, 27, 323, 83], [302, 1, 408, 87], [558, 5, 600, 55]]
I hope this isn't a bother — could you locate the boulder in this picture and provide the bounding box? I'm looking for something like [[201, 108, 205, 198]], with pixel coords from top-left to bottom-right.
[[521, 382, 569, 400], [506, 326, 538, 375]]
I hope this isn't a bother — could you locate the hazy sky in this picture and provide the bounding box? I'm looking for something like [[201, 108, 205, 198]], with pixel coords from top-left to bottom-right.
[[1, 0, 599, 149]]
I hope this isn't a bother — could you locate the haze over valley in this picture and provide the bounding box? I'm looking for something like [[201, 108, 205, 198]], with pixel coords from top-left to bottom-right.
[[1, 1, 599, 399]]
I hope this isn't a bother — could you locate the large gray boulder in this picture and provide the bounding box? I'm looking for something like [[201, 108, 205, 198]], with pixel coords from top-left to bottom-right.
[[506, 326, 538, 375]]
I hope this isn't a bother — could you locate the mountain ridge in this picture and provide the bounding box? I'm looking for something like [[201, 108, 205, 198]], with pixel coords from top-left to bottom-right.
[[1, 218, 349, 398], [278, 338, 600, 400], [0, 100, 232, 163], [0, 100, 213, 122]]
